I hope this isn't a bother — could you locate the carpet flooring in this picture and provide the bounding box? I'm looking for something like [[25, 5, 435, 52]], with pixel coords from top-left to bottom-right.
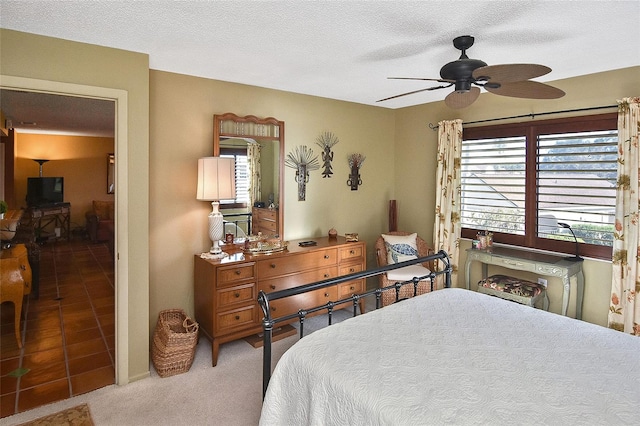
[[3, 305, 362, 425]]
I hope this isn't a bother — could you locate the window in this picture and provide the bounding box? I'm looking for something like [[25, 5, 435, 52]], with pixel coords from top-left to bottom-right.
[[461, 113, 617, 260], [220, 147, 250, 208]]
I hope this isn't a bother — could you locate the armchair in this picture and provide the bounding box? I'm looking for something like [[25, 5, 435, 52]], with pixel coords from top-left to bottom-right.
[[86, 200, 115, 243], [375, 231, 435, 307]]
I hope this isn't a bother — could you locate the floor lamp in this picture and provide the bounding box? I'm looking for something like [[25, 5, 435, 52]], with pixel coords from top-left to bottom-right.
[[196, 157, 236, 258]]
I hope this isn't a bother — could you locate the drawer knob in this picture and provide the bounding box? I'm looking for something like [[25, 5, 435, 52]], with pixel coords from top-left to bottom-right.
[[235, 270, 241, 275], [270, 284, 276, 290], [270, 263, 276, 269], [349, 268, 355, 273], [234, 293, 240, 298], [324, 255, 330, 259], [350, 286, 355, 291], [270, 306, 276, 311], [235, 315, 240, 320], [350, 250, 355, 255], [324, 273, 330, 278], [324, 292, 330, 297]]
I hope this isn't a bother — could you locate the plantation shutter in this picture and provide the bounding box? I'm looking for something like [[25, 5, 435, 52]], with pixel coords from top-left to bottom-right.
[[461, 136, 526, 235]]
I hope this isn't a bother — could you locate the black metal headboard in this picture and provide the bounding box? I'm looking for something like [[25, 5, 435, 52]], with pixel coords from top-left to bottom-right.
[[258, 250, 452, 398]]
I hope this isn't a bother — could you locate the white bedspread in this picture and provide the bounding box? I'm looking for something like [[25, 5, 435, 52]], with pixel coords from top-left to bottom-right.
[[260, 288, 640, 425]]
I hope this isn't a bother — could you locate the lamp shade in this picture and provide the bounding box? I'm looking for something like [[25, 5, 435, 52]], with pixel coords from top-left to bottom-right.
[[196, 157, 236, 201]]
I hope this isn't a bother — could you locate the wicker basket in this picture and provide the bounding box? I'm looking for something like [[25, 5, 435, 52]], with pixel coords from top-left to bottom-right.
[[152, 309, 199, 378]]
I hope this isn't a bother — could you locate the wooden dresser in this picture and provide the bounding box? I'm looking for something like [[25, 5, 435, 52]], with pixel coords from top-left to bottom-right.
[[252, 207, 278, 235], [194, 236, 366, 366]]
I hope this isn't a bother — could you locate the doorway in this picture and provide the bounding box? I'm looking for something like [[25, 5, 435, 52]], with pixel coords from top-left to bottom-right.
[[0, 76, 129, 388]]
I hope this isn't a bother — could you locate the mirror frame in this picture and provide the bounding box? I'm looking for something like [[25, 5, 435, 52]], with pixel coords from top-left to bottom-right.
[[213, 113, 285, 237]]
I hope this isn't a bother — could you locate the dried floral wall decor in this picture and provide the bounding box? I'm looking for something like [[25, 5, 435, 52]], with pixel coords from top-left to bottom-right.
[[315, 131, 339, 178], [285, 145, 320, 201], [347, 153, 366, 190]]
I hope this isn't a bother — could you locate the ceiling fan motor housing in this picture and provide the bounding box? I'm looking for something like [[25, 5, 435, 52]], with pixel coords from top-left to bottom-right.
[[440, 58, 487, 93]]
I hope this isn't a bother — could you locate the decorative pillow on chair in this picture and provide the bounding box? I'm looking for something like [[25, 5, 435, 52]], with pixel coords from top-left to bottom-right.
[[382, 233, 418, 264]]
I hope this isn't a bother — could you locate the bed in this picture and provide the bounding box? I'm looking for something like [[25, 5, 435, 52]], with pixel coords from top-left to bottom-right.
[[259, 287, 640, 425]]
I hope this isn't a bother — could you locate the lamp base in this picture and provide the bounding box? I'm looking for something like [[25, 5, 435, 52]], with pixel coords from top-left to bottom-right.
[[564, 255, 584, 262], [206, 201, 226, 258]]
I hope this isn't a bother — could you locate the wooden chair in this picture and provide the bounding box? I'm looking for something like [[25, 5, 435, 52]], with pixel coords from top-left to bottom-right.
[[1, 244, 33, 348], [375, 231, 435, 307]]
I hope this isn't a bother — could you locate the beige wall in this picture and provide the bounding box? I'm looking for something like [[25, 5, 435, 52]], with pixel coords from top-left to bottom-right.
[[394, 66, 640, 327], [14, 133, 114, 227], [1, 29, 150, 382], [149, 70, 396, 321], [3, 27, 638, 386]]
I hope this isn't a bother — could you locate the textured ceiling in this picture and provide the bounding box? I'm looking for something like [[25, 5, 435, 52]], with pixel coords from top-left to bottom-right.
[[1, 1, 639, 136]]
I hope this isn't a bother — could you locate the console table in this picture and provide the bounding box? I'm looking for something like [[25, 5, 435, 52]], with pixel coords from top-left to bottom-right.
[[30, 203, 71, 241], [194, 236, 366, 366], [465, 246, 585, 319]]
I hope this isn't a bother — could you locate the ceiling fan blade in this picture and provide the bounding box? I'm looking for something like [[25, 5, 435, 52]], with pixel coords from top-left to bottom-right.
[[485, 80, 565, 99], [444, 87, 480, 109], [377, 83, 453, 102], [473, 64, 551, 83], [388, 77, 455, 83]]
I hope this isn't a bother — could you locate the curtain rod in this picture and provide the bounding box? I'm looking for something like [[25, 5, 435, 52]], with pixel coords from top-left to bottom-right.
[[427, 104, 618, 130]]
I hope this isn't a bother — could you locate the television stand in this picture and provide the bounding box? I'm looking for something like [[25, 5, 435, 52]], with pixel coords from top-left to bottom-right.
[[30, 202, 71, 242]]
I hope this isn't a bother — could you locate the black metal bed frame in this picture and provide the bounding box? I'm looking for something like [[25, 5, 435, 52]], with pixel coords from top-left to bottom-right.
[[223, 212, 252, 236], [258, 250, 452, 398]]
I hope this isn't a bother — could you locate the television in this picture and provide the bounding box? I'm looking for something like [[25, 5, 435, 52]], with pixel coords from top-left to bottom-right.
[[26, 177, 64, 207]]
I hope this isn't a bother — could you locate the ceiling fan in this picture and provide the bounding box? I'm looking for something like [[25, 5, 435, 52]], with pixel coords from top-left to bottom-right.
[[377, 35, 565, 109]]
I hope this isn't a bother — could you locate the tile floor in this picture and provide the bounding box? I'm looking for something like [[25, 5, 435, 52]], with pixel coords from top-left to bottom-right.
[[1, 240, 115, 418]]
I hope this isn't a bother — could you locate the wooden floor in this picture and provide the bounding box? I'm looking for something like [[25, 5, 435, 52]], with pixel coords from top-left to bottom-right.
[[0, 240, 115, 418]]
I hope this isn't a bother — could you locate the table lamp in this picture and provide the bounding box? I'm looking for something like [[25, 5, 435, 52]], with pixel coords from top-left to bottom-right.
[[558, 222, 583, 261], [196, 157, 236, 257]]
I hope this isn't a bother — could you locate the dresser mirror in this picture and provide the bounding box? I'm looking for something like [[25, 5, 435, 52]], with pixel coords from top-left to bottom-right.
[[213, 113, 285, 237]]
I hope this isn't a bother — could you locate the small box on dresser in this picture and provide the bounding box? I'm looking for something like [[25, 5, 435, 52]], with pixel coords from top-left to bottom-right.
[[194, 236, 366, 366]]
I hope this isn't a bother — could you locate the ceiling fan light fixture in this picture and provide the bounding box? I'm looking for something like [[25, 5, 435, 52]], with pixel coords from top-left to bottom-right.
[[454, 80, 472, 93]]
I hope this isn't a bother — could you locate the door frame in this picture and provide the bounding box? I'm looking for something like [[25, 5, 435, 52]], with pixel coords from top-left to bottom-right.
[[0, 74, 130, 384]]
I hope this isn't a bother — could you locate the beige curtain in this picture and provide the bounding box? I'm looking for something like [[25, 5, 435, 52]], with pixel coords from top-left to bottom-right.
[[608, 97, 640, 336], [247, 142, 261, 206], [433, 119, 462, 288]]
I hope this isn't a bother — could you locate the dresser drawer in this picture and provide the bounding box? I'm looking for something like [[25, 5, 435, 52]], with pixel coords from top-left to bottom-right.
[[339, 262, 363, 276], [260, 267, 338, 293], [256, 208, 277, 221], [258, 249, 338, 279], [217, 283, 256, 308], [257, 219, 277, 233], [338, 279, 365, 298], [215, 305, 259, 334], [267, 287, 338, 319], [217, 262, 256, 287], [339, 244, 364, 263]]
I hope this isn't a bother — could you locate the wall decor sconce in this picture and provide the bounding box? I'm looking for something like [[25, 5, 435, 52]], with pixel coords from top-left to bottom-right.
[[315, 131, 339, 178], [285, 145, 319, 201], [107, 153, 115, 194], [347, 153, 366, 190]]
